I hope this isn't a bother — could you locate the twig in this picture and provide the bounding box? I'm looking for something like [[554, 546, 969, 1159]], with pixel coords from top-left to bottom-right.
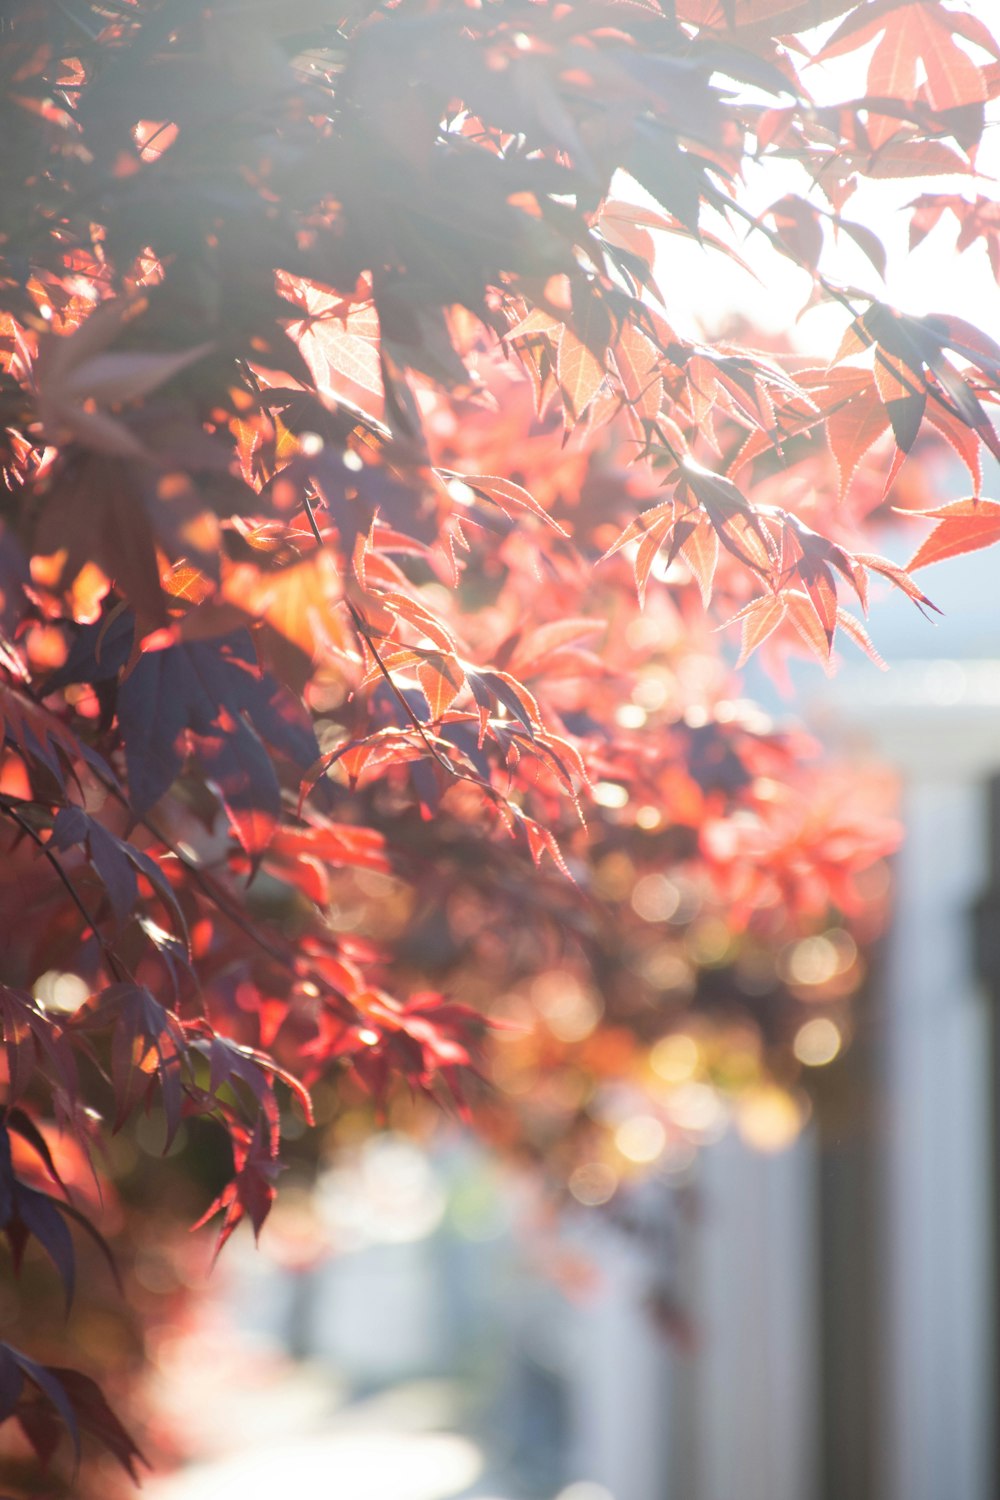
[[300, 493, 487, 786], [2, 803, 130, 984]]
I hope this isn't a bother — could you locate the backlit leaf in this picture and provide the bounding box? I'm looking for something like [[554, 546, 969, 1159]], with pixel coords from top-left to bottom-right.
[[906, 497, 1000, 570]]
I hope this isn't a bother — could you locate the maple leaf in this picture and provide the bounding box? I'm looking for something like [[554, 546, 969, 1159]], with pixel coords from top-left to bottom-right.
[[0, 1343, 143, 1479], [279, 272, 384, 404], [825, 374, 891, 497], [34, 297, 212, 460], [557, 306, 611, 425], [612, 317, 666, 438], [0, 988, 78, 1105], [49, 805, 186, 939], [0, 1116, 117, 1310], [50, 615, 320, 853], [680, 462, 777, 575], [816, 2, 989, 149], [677, 0, 853, 29], [0, 683, 97, 795], [909, 195, 1000, 281], [216, 550, 349, 666], [835, 302, 1000, 471], [466, 669, 541, 743], [190, 1029, 313, 1136], [906, 497, 1000, 570], [439, 470, 569, 537], [602, 460, 777, 606], [191, 1118, 282, 1254], [766, 194, 824, 271], [34, 447, 231, 630], [262, 821, 391, 907], [33, 453, 165, 628], [502, 619, 606, 682], [417, 651, 466, 720], [776, 514, 861, 653], [71, 984, 189, 1147], [0, 1344, 80, 1463], [24, 1367, 145, 1481]]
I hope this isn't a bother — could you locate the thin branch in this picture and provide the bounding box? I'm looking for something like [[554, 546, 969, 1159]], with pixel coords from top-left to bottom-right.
[[4, 672, 299, 973], [137, 808, 295, 969], [300, 491, 490, 787], [2, 804, 130, 984]]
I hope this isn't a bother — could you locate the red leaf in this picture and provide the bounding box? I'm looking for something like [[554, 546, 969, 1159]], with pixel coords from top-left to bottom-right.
[[72, 984, 188, 1147], [873, 348, 925, 453], [0, 989, 77, 1105], [192, 1118, 281, 1254], [557, 326, 606, 425], [40, 1368, 145, 1480], [767, 194, 824, 271], [505, 619, 605, 680], [786, 591, 837, 670]]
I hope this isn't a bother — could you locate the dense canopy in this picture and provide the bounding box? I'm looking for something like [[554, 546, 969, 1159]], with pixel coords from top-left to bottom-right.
[[1, 0, 999, 1483]]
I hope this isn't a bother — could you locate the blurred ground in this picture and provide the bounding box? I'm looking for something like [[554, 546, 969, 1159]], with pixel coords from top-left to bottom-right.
[[148, 1369, 501, 1500], [141, 1141, 601, 1500], [145, 1337, 585, 1500], [143, 1302, 521, 1500]]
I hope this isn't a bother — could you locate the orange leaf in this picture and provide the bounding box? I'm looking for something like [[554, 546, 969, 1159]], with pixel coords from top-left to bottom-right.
[[506, 619, 605, 679], [679, 519, 719, 606], [601, 500, 674, 563], [905, 497, 1000, 570], [905, 5, 985, 112], [826, 386, 890, 497], [417, 653, 465, 720], [729, 594, 786, 667], [785, 591, 836, 671], [613, 320, 663, 424], [518, 811, 573, 879], [925, 401, 982, 494], [680, 462, 775, 577], [836, 608, 887, 670], [557, 325, 606, 424], [854, 552, 940, 613], [873, 348, 925, 453], [220, 551, 347, 660], [453, 472, 569, 537]]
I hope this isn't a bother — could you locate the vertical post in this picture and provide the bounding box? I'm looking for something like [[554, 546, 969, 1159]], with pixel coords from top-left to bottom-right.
[[970, 772, 1000, 1500], [691, 1129, 819, 1500], [812, 1015, 878, 1500], [876, 775, 994, 1500], [561, 1183, 680, 1500], [814, 661, 1000, 1500]]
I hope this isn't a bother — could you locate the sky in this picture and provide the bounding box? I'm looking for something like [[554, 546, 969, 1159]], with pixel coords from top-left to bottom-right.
[[639, 5, 1000, 683], [646, 4, 1000, 352]]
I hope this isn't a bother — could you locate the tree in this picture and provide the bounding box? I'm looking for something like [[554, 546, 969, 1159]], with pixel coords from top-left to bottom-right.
[[1, 0, 998, 1485]]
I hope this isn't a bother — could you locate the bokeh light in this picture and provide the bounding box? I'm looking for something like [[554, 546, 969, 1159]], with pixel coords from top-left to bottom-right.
[[793, 1018, 843, 1068]]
